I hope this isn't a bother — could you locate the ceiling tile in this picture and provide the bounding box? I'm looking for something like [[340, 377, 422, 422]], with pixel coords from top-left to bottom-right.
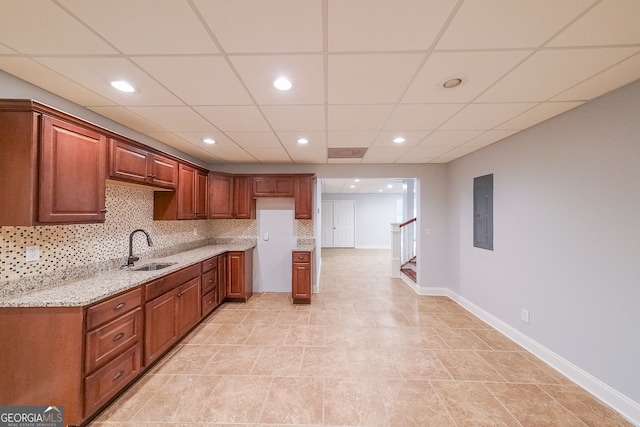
[[384, 104, 464, 130], [230, 55, 324, 104], [193, 0, 323, 53], [412, 130, 483, 150], [195, 106, 271, 131], [402, 51, 531, 103], [32, 57, 183, 106], [548, 0, 640, 47], [432, 145, 480, 163], [436, 0, 595, 49], [0, 44, 17, 54], [225, 132, 282, 148], [328, 105, 395, 131], [0, 0, 117, 54], [478, 48, 639, 102], [132, 56, 252, 105], [171, 132, 257, 163], [440, 103, 536, 130], [497, 102, 584, 130], [0, 58, 116, 107], [144, 132, 223, 163], [245, 148, 293, 163], [276, 131, 327, 150], [552, 52, 640, 101], [127, 106, 217, 132], [400, 144, 452, 160], [328, 0, 457, 51], [372, 131, 429, 147], [59, 0, 219, 54], [287, 147, 328, 164], [328, 54, 424, 104], [362, 147, 411, 162], [327, 131, 378, 148], [463, 130, 520, 148], [89, 106, 166, 133], [262, 106, 325, 131]]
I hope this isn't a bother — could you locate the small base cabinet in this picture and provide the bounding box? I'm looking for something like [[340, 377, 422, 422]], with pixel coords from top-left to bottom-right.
[[226, 249, 254, 302], [292, 251, 312, 304]]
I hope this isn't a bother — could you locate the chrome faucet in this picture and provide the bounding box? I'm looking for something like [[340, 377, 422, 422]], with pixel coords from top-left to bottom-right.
[[122, 229, 153, 268]]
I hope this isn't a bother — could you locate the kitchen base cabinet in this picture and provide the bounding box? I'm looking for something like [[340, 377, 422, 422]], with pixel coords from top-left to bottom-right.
[[144, 275, 201, 366], [292, 251, 312, 304], [226, 249, 254, 302], [0, 306, 85, 426]]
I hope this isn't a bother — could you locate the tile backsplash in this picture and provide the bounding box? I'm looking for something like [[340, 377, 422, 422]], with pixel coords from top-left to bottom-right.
[[1, 183, 313, 288]]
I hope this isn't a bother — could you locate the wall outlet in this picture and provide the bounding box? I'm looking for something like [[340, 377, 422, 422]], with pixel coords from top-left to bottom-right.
[[26, 245, 40, 262], [425, 228, 431, 236], [192, 228, 198, 236], [521, 309, 530, 324]]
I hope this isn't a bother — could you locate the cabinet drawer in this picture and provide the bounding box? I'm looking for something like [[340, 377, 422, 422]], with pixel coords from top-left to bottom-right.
[[86, 288, 142, 330], [201, 289, 219, 318], [292, 251, 311, 263], [201, 268, 218, 295], [201, 256, 217, 273], [85, 308, 142, 374], [145, 263, 200, 301], [84, 343, 142, 416]]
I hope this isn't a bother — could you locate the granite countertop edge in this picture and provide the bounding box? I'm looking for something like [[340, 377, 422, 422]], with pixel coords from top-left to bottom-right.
[[0, 243, 257, 308]]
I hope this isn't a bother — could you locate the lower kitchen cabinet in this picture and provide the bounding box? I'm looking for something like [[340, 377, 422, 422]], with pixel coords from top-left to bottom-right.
[[145, 276, 201, 365], [226, 249, 254, 302], [292, 251, 312, 304]]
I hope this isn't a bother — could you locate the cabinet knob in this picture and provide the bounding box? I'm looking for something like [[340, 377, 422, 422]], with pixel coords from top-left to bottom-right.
[[100, 208, 108, 213]]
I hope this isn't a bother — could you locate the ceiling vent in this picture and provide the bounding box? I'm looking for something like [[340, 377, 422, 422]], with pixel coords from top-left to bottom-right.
[[328, 147, 368, 159]]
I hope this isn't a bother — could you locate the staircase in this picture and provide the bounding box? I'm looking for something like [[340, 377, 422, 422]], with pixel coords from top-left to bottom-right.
[[400, 256, 416, 282]]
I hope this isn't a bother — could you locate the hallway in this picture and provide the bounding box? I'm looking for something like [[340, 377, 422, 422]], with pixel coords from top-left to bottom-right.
[[90, 249, 630, 426]]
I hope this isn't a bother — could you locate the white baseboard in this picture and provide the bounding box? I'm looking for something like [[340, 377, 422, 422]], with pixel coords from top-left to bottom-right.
[[414, 285, 640, 426], [354, 245, 391, 249]]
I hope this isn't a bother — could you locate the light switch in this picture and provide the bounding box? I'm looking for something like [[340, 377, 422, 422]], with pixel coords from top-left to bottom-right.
[[263, 233, 269, 241]]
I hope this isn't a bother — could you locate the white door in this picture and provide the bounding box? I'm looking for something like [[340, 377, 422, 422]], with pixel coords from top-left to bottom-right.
[[321, 200, 355, 248]]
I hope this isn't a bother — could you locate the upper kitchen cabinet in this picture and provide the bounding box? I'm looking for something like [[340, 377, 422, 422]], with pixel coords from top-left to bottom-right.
[[208, 172, 233, 219], [109, 138, 178, 189], [252, 175, 294, 197], [234, 176, 255, 219], [294, 175, 315, 220], [154, 163, 208, 220], [0, 100, 107, 225]]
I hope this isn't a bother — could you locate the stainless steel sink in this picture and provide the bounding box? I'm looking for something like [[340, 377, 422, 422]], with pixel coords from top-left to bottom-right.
[[132, 262, 177, 271]]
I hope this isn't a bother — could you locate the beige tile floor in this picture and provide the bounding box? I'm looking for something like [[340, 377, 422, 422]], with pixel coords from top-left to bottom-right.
[[90, 248, 632, 426]]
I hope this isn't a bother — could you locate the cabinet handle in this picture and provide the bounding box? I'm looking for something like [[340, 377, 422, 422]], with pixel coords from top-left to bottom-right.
[[177, 291, 183, 297], [113, 302, 125, 311], [113, 332, 125, 342], [112, 370, 124, 381], [148, 174, 156, 178], [100, 208, 108, 213]]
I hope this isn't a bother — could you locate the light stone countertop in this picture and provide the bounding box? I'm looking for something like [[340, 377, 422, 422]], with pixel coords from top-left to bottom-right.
[[0, 243, 256, 308]]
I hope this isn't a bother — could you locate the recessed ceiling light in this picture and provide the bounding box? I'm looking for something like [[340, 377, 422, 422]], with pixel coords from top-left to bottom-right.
[[110, 80, 135, 93], [393, 137, 406, 144], [387, 184, 393, 188], [378, 189, 383, 192], [273, 77, 292, 91], [203, 138, 216, 144], [350, 185, 356, 188], [297, 138, 308, 144], [442, 77, 463, 89]]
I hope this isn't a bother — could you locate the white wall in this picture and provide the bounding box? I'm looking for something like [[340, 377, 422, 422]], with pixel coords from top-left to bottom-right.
[[447, 80, 640, 410], [322, 193, 400, 248]]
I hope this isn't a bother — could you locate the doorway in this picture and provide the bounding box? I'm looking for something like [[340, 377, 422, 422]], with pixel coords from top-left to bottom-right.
[[321, 200, 355, 248]]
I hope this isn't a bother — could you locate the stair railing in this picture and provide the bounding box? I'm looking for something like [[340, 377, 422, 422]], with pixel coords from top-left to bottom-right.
[[390, 218, 416, 278]]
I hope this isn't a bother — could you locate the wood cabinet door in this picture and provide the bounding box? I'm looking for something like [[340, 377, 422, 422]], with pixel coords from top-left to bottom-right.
[[177, 164, 196, 219], [176, 277, 201, 335], [149, 153, 178, 188], [294, 176, 313, 219], [108, 139, 149, 184], [233, 176, 254, 219], [253, 176, 293, 196], [292, 262, 311, 301], [195, 170, 208, 219], [39, 115, 107, 223], [144, 291, 178, 365], [227, 252, 244, 298], [208, 173, 233, 218]]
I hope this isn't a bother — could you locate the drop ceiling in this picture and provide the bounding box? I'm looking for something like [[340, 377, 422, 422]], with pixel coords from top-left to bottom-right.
[[1, 0, 639, 165]]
